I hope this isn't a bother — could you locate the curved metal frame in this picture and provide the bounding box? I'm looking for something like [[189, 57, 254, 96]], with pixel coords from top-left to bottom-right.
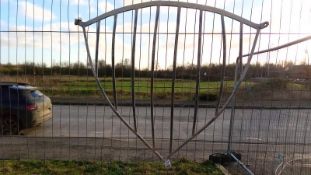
[[75, 1, 268, 29], [75, 0, 270, 168]]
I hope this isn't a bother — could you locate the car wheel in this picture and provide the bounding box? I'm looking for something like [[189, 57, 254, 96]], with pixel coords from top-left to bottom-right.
[[1, 117, 19, 135]]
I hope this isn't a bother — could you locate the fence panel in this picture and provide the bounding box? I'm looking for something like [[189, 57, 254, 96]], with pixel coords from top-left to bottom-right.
[[0, 0, 311, 174]]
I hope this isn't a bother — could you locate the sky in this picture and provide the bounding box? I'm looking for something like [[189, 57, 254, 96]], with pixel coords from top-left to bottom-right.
[[0, 0, 310, 69]]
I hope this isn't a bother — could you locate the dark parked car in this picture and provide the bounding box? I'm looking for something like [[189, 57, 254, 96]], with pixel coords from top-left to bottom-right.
[[0, 82, 52, 135]]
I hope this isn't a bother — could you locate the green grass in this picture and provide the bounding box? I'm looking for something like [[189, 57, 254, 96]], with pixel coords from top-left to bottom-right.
[[4, 75, 239, 101], [40, 77, 236, 100], [6, 75, 309, 102], [48, 78, 233, 93], [0, 159, 223, 175]]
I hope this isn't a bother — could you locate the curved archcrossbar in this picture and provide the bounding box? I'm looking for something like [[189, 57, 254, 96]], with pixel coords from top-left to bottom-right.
[[75, 1, 268, 29], [75, 1, 269, 166]]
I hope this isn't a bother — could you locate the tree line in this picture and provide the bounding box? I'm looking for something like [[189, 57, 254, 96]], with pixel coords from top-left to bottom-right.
[[1, 61, 310, 80]]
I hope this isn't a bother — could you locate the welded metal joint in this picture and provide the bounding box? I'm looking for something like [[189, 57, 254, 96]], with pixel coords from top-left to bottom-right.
[[74, 18, 82, 26]]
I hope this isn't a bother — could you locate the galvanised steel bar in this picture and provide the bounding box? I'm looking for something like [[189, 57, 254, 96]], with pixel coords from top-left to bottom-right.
[[95, 21, 100, 76], [131, 9, 138, 131], [227, 22, 243, 153], [227, 0, 237, 64], [150, 6, 160, 149], [230, 153, 254, 175], [181, 7, 190, 156], [241, 35, 311, 58], [164, 6, 170, 70], [192, 10, 203, 136], [95, 21, 100, 77], [238, 22, 243, 72], [209, 0, 217, 155], [75, 1, 268, 30], [216, 15, 226, 114], [81, 26, 165, 161], [112, 15, 118, 108], [169, 7, 181, 154], [50, 1, 54, 137]]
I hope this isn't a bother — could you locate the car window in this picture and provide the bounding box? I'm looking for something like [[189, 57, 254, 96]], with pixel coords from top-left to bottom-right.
[[0, 88, 26, 104], [0, 87, 10, 103]]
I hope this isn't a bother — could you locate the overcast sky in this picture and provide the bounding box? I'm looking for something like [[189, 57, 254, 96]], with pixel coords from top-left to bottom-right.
[[0, 0, 310, 69]]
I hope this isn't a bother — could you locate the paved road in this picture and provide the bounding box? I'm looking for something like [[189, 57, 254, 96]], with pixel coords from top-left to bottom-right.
[[23, 105, 311, 145], [2, 105, 311, 174]]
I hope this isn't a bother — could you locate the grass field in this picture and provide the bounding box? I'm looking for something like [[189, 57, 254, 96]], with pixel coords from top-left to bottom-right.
[[2, 75, 309, 102], [0, 159, 223, 175], [2, 75, 241, 101]]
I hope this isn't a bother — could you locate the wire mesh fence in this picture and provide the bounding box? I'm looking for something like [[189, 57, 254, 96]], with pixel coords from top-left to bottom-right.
[[0, 0, 311, 174]]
